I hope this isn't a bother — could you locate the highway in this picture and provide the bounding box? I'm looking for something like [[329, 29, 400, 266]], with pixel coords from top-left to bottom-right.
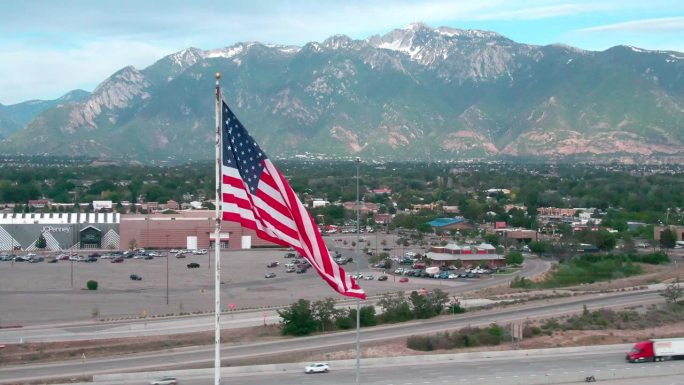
[[0, 288, 665, 384]]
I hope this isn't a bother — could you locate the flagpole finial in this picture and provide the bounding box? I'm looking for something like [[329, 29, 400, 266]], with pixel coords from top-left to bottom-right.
[[215, 72, 221, 80]]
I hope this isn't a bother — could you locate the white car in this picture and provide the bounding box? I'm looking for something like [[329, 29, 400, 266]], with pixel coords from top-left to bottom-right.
[[304, 362, 330, 374], [149, 376, 177, 385]]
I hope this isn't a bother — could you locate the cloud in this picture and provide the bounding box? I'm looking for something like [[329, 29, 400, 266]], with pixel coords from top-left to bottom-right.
[[476, 2, 609, 21], [579, 16, 684, 33], [0, 40, 170, 104]]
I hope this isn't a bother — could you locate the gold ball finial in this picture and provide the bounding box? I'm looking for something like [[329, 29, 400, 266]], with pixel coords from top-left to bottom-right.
[[215, 72, 221, 80]]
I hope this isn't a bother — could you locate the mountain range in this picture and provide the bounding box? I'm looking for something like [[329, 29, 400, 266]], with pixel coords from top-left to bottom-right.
[[1, 22, 683, 164]]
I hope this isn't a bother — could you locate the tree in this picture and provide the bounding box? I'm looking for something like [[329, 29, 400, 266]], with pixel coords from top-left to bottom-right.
[[278, 299, 318, 336], [349, 305, 377, 327], [35, 234, 47, 250], [661, 279, 683, 305], [506, 251, 524, 265], [378, 292, 413, 323], [529, 240, 548, 255], [484, 233, 500, 247], [312, 298, 339, 332], [660, 228, 677, 250], [410, 289, 449, 319]]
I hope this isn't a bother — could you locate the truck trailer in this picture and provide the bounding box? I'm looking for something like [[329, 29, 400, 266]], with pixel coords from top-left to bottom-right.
[[626, 338, 684, 362]]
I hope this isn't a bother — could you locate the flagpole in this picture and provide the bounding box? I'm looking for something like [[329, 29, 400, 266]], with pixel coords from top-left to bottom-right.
[[354, 156, 361, 385], [214, 72, 222, 385]]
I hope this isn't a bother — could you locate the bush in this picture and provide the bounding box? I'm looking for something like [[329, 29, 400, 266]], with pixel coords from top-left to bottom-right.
[[407, 335, 432, 351], [86, 280, 98, 290], [335, 315, 354, 330]]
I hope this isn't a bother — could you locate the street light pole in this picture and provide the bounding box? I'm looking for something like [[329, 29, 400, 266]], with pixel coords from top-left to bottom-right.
[[166, 234, 169, 305]]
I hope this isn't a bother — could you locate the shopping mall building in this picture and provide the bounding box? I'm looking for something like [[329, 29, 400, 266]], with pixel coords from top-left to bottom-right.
[[0, 210, 272, 252]]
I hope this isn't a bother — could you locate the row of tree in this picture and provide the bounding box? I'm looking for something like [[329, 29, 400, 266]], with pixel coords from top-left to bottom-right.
[[278, 290, 455, 336]]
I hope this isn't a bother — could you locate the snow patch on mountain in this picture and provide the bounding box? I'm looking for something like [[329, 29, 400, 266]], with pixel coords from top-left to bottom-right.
[[205, 44, 244, 59]]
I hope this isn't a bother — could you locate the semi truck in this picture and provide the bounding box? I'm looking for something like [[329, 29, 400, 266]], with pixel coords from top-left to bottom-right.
[[626, 338, 684, 362]]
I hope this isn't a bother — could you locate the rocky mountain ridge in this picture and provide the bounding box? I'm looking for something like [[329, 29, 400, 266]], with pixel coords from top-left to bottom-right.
[[1, 23, 683, 163]]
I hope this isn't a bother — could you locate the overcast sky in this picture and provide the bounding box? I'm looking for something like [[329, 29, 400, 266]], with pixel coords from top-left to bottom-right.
[[1, 0, 683, 104]]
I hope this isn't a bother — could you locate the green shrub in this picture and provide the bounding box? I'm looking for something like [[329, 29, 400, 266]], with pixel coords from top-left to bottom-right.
[[335, 315, 354, 330], [86, 280, 98, 290], [407, 335, 432, 351]]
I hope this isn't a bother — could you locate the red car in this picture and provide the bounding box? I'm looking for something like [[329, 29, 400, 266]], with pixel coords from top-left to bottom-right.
[[399, 277, 409, 283], [111, 257, 124, 263]]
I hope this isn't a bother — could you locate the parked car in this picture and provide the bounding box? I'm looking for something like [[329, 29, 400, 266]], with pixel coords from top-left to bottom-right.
[[29, 256, 45, 263], [187, 262, 200, 269], [265, 272, 277, 278], [296, 267, 307, 274], [304, 362, 330, 374], [378, 275, 388, 281], [364, 274, 374, 280], [267, 261, 279, 268], [47, 258, 58, 263], [399, 277, 409, 283], [175, 253, 186, 258], [286, 267, 296, 273], [149, 376, 177, 385], [129, 274, 142, 281]]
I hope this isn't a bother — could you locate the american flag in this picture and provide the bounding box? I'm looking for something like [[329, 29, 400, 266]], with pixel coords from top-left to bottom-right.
[[220, 101, 366, 299]]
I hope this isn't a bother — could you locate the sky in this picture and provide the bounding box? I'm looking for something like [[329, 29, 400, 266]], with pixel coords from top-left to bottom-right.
[[1, 0, 683, 105]]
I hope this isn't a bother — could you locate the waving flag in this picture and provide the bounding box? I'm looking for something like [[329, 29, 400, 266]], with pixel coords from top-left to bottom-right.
[[220, 101, 366, 299]]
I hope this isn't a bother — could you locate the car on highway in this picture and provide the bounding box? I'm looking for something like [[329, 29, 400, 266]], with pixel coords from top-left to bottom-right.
[[265, 272, 276, 278], [304, 362, 329, 374], [149, 376, 178, 385], [187, 262, 200, 268]]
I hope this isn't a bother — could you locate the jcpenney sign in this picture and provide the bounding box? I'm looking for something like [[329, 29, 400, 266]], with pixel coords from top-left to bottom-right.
[[41, 226, 70, 233]]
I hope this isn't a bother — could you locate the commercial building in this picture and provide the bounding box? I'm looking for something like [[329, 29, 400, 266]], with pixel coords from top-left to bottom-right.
[[0, 212, 120, 251], [119, 211, 274, 250], [1, 210, 277, 252], [426, 242, 505, 268]]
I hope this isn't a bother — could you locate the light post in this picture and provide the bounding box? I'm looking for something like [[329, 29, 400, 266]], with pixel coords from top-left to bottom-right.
[[354, 156, 361, 385], [165, 234, 169, 305]]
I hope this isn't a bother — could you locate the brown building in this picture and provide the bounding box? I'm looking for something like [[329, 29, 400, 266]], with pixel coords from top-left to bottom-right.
[[119, 210, 277, 250], [495, 228, 539, 242], [654, 225, 684, 242]]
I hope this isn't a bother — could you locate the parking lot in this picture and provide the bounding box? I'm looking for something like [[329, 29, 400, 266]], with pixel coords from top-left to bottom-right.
[[0, 234, 460, 326]]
